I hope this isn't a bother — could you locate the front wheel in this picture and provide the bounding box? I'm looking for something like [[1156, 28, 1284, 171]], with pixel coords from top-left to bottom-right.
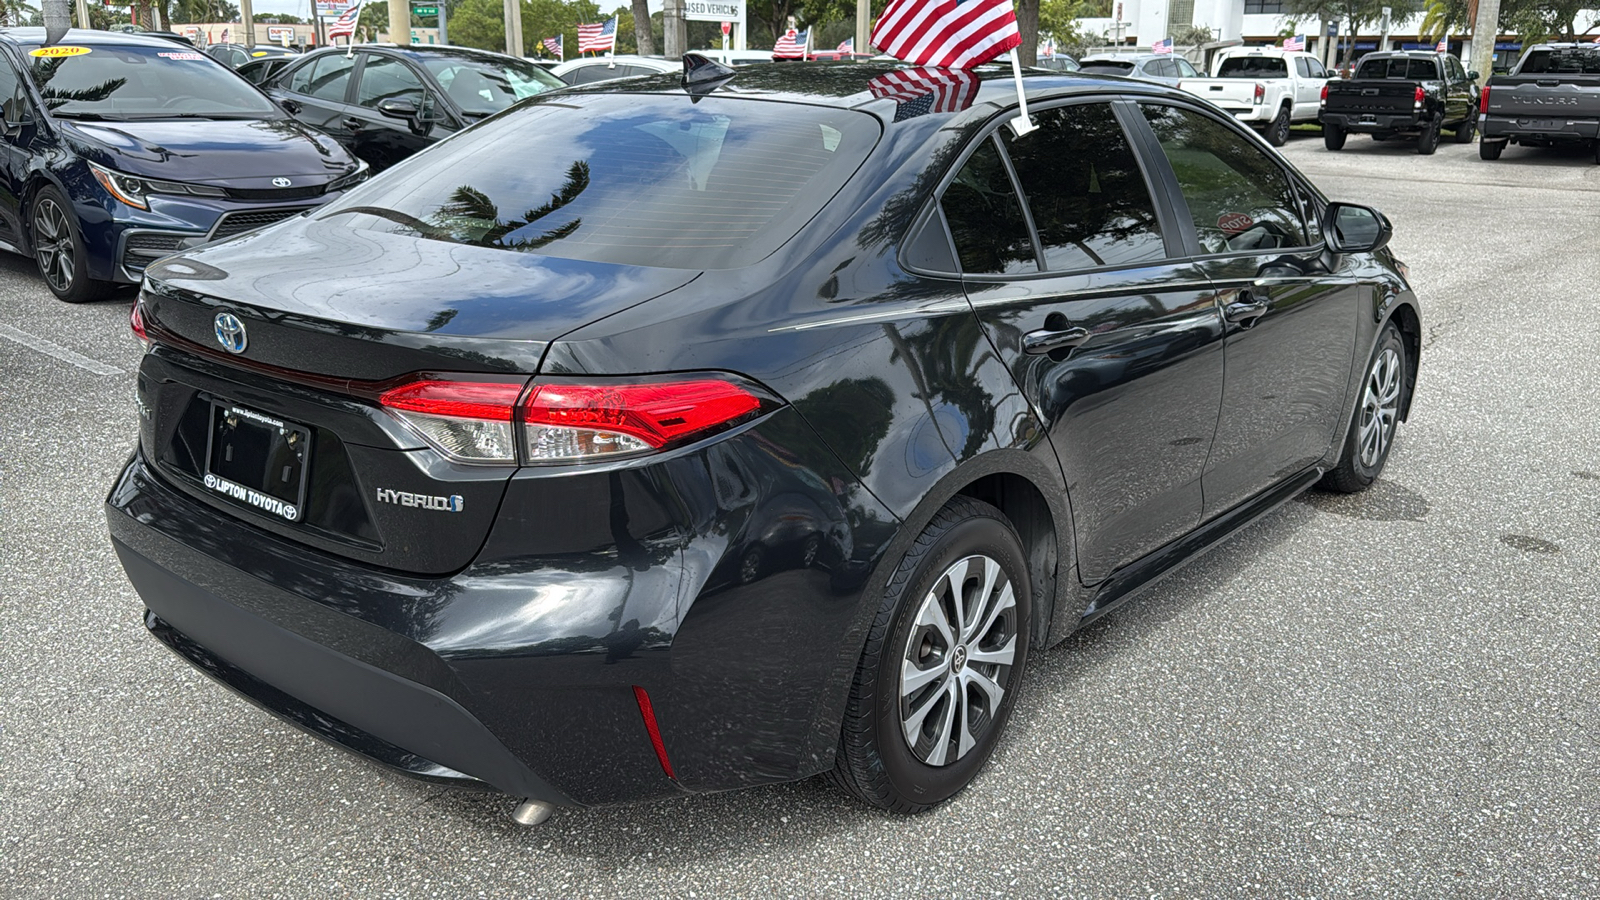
[[1324, 122, 1347, 151], [31, 186, 113, 303], [1479, 138, 1505, 160], [829, 496, 1031, 812], [1320, 322, 1407, 493], [1265, 106, 1292, 147]]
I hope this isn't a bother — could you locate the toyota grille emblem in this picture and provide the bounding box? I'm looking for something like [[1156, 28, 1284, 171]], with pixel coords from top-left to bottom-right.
[[214, 312, 248, 354], [272, 177, 292, 188]]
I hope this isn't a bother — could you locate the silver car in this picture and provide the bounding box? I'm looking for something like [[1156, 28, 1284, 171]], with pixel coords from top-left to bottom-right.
[[1079, 53, 1200, 87]]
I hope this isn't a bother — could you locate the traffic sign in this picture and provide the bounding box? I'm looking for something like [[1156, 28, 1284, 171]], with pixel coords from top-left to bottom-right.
[[412, 4, 438, 13]]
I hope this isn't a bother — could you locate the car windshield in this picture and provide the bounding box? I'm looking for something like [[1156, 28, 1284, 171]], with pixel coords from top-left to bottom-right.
[[1215, 57, 1288, 78], [1080, 61, 1135, 75], [420, 55, 565, 115], [317, 92, 879, 269], [1518, 48, 1600, 74], [1355, 57, 1439, 79], [21, 42, 277, 119]]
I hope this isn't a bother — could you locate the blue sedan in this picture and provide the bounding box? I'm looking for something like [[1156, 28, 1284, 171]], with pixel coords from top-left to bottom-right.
[[0, 29, 367, 302]]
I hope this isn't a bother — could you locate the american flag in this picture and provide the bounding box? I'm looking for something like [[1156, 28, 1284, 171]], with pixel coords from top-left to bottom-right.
[[1282, 34, 1305, 51], [1436, 37, 1448, 52], [1152, 36, 1173, 55], [868, 67, 980, 121], [871, 0, 1019, 69], [578, 17, 617, 54], [773, 28, 809, 59], [543, 34, 563, 61], [837, 37, 853, 53], [326, 3, 361, 40]]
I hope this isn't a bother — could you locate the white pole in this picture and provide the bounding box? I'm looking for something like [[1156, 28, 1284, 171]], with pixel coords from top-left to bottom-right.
[[1007, 53, 1037, 136]]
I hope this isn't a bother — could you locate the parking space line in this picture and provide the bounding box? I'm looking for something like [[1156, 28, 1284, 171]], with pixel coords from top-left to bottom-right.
[[0, 323, 125, 376]]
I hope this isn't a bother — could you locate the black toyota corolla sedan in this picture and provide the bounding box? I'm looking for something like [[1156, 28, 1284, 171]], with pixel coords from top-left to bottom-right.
[[107, 61, 1420, 822]]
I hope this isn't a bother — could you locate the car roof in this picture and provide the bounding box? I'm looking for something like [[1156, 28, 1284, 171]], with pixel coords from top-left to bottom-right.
[[0, 27, 195, 49]]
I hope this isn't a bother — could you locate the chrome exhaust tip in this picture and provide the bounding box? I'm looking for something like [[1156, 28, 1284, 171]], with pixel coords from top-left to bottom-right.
[[511, 799, 555, 826]]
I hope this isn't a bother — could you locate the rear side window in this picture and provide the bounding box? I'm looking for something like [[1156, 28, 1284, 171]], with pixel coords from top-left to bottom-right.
[[317, 93, 879, 270], [1000, 103, 1165, 271], [1216, 57, 1288, 78], [941, 137, 1036, 275], [1519, 48, 1600, 74], [1139, 104, 1307, 254]]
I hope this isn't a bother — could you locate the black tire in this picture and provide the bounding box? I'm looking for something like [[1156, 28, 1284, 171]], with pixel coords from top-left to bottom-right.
[[1453, 114, 1476, 143], [1479, 138, 1505, 160], [1265, 105, 1292, 147], [1320, 322, 1407, 493], [30, 186, 113, 303], [829, 496, 1032, 812], [1417, 114, 1441, 155], [1324, 122, 1346, 151]]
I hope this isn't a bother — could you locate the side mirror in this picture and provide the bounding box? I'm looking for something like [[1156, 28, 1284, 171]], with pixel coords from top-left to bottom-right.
[[1324, 202, 1392, 254], [1468, 70, 1481, 81], [375, 97, 419, 120]]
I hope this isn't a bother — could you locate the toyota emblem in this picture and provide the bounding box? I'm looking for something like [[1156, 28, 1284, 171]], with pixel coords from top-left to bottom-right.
[[272, 177, 292, 188], [214, 312, 248, 354]]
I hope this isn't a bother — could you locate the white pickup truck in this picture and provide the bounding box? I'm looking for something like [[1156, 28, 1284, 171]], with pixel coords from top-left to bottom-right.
[[1178, 48, 1332, 146]]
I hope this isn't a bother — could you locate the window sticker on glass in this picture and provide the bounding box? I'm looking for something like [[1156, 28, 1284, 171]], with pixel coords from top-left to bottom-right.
[[30, 46, 91, 58], [820, 124, 841, 152], [159, 52, 207, 61]]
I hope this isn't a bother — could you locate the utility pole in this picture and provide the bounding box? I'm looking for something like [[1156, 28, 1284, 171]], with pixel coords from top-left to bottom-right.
[[239, 0, 254, 46], [856, 0, 869, 55], [501, 0, 522, 54], [73, 0, 89, 32], [1470, 0, 1499, 82], [663, 0, 684, 56]]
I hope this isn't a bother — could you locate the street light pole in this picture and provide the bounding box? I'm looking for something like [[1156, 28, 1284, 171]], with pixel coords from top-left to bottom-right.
[[390, 0, 411, 44], [1470, 0, 1500, 83], [856, 0, 868, 55], [239, 0, 254, 47]]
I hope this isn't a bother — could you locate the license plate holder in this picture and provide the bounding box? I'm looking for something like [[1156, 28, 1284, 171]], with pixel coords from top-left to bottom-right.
[[1519, 118, 1558, 130], [203, 401, 311, 523]]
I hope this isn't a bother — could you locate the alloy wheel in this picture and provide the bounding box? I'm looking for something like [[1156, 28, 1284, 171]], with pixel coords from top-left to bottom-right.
[[1357, 346, 1402, 468], [33, 198, 74, 293], [899, 554, 1018, 767]]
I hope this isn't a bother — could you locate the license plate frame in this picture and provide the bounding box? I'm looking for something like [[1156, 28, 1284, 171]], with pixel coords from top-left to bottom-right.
[[202, 400, 312, 523]]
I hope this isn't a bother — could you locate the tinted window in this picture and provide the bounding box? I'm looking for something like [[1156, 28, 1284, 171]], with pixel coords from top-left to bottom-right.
[[1080, 61, 1135, 76], [1305, 57, 1328, 78], [20, 42, 277, 118], [570, 65, 616, 85], [357, 55, 424, 108], [1295, 57, 1310, 76], [1355, 57, 1439, 79], [1175, 58, 1199, 77], [297, 52, 354, 102], [0, 53, 22, 124], [1140, 104, 1307, 254], [420, 55, 562, 115], [316, 93, 878, 270], [941, 136, 1036, 275], [1518, 48, 1600, 74], [1216, 57, 1289, 78], [1000, 103, 1165, 271]]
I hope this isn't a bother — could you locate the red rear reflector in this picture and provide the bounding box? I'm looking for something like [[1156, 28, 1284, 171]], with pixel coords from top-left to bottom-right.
[[522, 380, 761, 450], [130, 301, 149, 347], [378, 380, 525, 422], [1479, 86, 1490, 113], [632, 686, 676, 780]]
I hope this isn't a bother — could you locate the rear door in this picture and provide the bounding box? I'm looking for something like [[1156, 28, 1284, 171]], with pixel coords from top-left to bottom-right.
[[1131, 101, 1361, 518], [949, 100, 1227, 584], [271, 51, 359, 146]]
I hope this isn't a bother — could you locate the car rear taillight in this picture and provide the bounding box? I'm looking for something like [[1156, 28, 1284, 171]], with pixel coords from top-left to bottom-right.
[[379, 379, 526, 465], [1414, 85, 1426, 106], [379, 374, 769, 466], [130, 300, 149, 348], [1320, 83, 1329, 103], [1479, 85, 1491, 113], [1254, 83, 1265, 104]]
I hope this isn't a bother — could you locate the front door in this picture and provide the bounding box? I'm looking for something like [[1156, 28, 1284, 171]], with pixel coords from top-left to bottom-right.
[[947, 101, 1227, 584], [1132, 101, 1361, 518], [346, 53, 446, 171]]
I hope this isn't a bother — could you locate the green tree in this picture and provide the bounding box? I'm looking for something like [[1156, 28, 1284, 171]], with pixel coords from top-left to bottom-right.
[[1285, 0, 1422, 66]]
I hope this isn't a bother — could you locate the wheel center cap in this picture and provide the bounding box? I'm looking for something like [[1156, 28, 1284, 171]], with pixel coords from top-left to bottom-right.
[[950, 644, 967, 673]]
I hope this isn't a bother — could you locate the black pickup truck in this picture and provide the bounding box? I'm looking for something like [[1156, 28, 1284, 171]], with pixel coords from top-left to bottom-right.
[[1320, 51, 1479, 155], [1479, 43, 1600, 163]]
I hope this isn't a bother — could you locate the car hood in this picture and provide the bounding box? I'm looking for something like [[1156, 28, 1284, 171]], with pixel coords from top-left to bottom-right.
[[60, 117, 356, 187]]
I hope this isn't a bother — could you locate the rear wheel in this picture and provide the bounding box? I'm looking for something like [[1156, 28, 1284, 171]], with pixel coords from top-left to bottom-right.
[[829, 496, 1031, 812], [1479, 138, 1505, 160], [1323, 122, 1346, 151], [1320, 322, 1407, 493], [31, 186, 113, 304], [1265, 105, 1292, 147], [1453, 114, 1476, 143], [1417, 114, 1441, 155]]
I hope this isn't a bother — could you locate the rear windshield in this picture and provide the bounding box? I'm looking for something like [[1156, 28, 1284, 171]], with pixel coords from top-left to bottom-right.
[[20, 42, 277, 119], [1518, 48, 1600, 75], [1355, 57, 1439, 80], [1080, 61, 1135, 75], [1215, 57, 1289, 78], [318, 93, 879, 269]]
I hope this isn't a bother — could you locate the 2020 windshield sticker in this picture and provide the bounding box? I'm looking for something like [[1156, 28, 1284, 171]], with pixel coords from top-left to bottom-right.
[[204, 472, 300, 521], [29, 46, 91, 58]]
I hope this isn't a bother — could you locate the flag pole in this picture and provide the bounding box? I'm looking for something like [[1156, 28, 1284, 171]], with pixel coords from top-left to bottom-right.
[[1007, 52, 1036, 136], [608, 17, 616, 67]]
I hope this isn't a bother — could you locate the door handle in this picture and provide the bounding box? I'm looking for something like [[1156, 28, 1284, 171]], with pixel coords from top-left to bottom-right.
[[1022, 325, 1090, 356], [1223, 290, 1269, 325], [341, 117, 364, 131]]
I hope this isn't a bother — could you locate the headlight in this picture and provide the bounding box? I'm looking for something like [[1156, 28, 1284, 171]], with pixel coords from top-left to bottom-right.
[[89, 162, 149, 210], [327, 159, 371, 193]]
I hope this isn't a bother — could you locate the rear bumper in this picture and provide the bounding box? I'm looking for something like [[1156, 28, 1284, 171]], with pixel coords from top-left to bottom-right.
[[1320, 111, 1425, 132], [1225, 106, 1273, 124], [1480, 115, 1600, 142]]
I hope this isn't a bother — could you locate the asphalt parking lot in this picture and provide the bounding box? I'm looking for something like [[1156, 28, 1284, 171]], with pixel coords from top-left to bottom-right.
[[2, 132, 1597, 898]]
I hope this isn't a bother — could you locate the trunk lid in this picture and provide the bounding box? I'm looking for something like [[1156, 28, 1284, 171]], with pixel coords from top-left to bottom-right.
[[1484, 75, 1600, 120], [1324, 80, 1420, 116]]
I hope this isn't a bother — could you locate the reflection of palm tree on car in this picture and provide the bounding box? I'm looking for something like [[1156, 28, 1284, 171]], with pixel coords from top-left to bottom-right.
[[434, 160, 589, 249]]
